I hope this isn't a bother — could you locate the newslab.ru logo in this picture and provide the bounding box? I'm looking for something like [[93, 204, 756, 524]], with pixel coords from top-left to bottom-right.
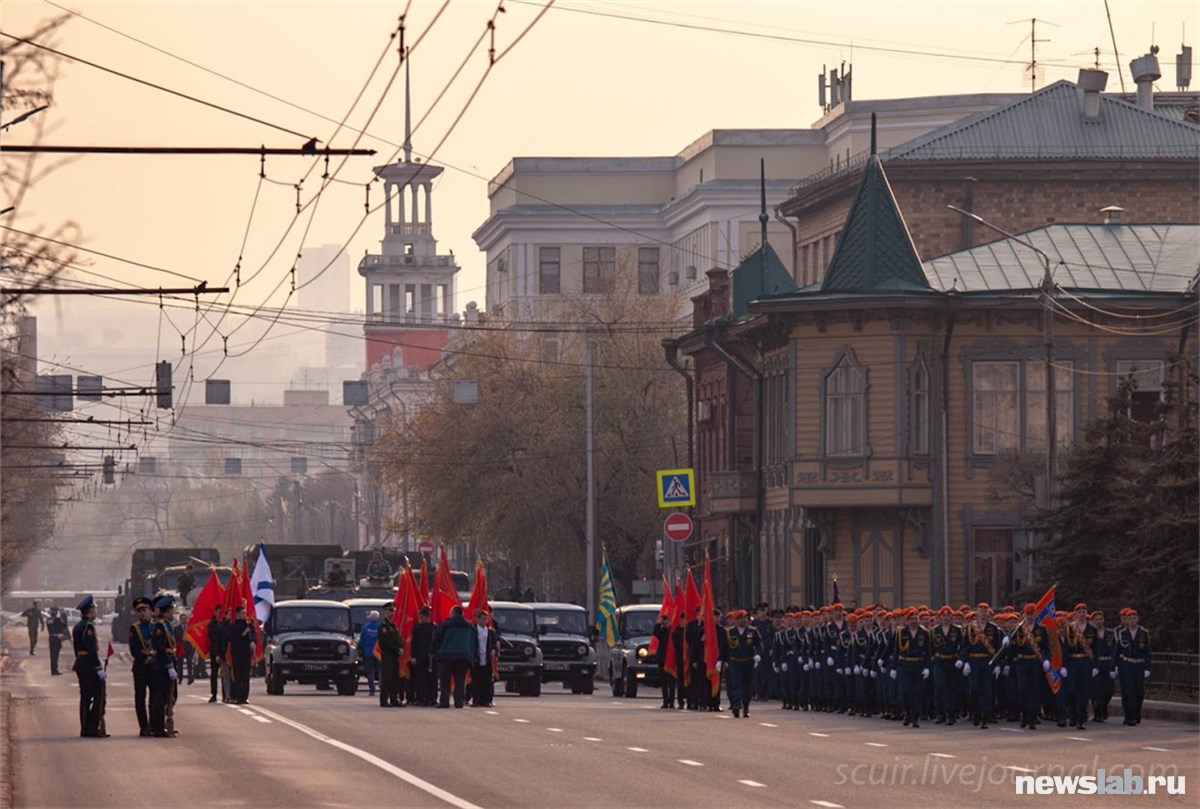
[[1016, 770, 1186, 796]]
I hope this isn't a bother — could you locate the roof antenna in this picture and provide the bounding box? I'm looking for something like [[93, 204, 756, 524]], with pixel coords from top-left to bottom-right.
[[870, 112, 877, 156], [403, 46, 412, 164]]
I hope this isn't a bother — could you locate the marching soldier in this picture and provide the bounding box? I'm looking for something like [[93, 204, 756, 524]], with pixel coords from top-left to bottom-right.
[[960, 609, 1001, 729], [722, 610, 762, 719], [930, 606, 962, 725], [127, 597, 156, 736], [72, 595, 108, 738], [1091, 611, 1116, 722], [1000, 605, 1048, 729], [1116, 608, 1152, 726], [890, 608, 930, 728], [1061, 603, 1098, 730], [228, 605, 255, 705], [149, 595, 178, 737]]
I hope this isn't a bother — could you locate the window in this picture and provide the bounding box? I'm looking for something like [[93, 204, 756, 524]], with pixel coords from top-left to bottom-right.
[[638, 247, 660, 294], [972, 528, 1014, 606], [538, 247, 560, 295], [582, 247, 615, 294], [909, 358, 930, 455], [1116, 359, 1164, 422], [824, 353, 867, 457], [972, 362, 1019, 454], [1025, 360, 1073, 452]]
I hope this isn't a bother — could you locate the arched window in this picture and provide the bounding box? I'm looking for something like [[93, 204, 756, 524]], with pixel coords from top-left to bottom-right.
[[824, 351, 867, 457], [909, 356, 930, 455]]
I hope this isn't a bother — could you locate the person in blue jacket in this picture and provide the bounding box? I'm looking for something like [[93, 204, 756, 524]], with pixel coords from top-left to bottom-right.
[[360, 610, 381, 698]]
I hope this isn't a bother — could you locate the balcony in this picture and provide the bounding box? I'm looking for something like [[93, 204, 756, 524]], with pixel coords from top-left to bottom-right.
[[388, 223, 430, 237], [366, 311, 457, 326], [707, 470, 757, 514], [359, 253, 455, 270]]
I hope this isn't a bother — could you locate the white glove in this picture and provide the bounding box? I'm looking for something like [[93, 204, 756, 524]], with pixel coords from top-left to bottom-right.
[[1003, 666, 1011, 676], [753, 654, 761, 667], [773, 665, 780, 674], [1092, 668, 1099, 677], [1110, 670, 1117, 680], [870, 670, 877, 679], [889, 670, 897, 680], [963, 663, 971, 676], [814, 662, 821, 669], [1042, 660, 1051, 672], [781, 663, 788, 673], [1002, 635, 1010, 647], [1059, 668, 1068, 678], [168, 668, 178, 681], [955, 659, 964, 670], [853, 665, 861, 675], [877, 658, 884, 668], [1144, 670, 1151, 679], [804, 664, 811, 672], [993, 668, 1001, 679], [96, 669, 106, 682], [827, 657, 834, 667], [715, 661, 723, 673], [921, 668, 930, 680]]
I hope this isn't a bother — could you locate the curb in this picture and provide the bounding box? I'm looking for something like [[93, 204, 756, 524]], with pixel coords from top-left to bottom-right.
[[1119, 699, 1200, 725], [1, 686, 12, 809]]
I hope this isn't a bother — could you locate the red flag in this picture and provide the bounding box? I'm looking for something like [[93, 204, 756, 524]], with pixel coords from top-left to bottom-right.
[[702, 554, 720, 697], [1033, 585, 1063, 693], [648, 576, 673, 656], [395, 566, 421, 677], [184, 569, 226, 657], [666, 580, 684, 681], [431, 545, 459, 624], [106, 641, 114, 660], [683, 572, 700, 687], [417, 559, 431, 607], [464, 560, 490, 624]]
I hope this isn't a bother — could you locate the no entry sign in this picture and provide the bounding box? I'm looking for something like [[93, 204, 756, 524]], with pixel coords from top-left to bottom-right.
[[663, 513, 693, 542]]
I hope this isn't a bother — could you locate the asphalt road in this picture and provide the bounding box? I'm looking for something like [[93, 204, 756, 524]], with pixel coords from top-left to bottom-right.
[[8, 662, 1198, 809]]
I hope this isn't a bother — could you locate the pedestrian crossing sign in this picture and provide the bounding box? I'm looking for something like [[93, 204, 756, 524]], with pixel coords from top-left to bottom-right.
[[656, 468, 696, 508]]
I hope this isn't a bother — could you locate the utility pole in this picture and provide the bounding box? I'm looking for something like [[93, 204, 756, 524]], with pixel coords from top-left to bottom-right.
[[585, 340, 596, 620]]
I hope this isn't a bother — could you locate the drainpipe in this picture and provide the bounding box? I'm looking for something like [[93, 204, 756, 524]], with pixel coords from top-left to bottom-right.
[[662, 338, 695, 578], [939, 300, 958, 604], [705, 321, 763, 606], [774, 205, 799, 281]]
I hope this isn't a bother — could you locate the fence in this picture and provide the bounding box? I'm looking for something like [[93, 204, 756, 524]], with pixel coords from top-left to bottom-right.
[[1152, 653, 1199, 700]]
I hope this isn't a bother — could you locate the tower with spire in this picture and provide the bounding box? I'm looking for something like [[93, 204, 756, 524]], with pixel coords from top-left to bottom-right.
[[359, 49, 460, 372]]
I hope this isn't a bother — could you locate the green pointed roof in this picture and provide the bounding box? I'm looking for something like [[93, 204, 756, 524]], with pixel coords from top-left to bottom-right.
[[732, 241, 797, 318], [820, 156, 928, 293]]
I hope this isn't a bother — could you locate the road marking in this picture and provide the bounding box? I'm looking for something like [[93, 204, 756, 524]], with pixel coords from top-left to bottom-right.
[[1003, 766, 1037, 774], [247, 704, 484, 809], [642, 705, 657, 710], [547, 728, 564, 732], [627, 747, 649, 753], [251, 715, 271, 723], [929, 753, 956, 759], [999, 727, 1021, 732], [484, 710, 498, 715], [865, 742, 888, 747], [809, 802, 844, 809], [759, 722, 779, 728], [1142, 746, 1170, 752], [513, 718, 530, 724], [808, 732, 830, 738], [678, 759, 704, 767], [1067, 736, 1090, 742], [738, 780, 766, 788], [237, 708, 256, 716], [717, 714, 733, 720], [583, 737, 603, 742]]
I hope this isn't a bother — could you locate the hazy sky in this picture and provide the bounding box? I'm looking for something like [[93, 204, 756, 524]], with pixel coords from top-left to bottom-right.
[[5, 0, 1195, 403]]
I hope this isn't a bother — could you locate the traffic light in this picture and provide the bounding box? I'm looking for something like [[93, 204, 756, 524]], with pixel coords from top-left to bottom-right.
[[156, 361, 173, 409], [103, 455, 115, 485]]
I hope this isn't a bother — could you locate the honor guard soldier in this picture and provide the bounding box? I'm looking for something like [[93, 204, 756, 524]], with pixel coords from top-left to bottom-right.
[[890, 608, 930, 728], [72, 595, 108, 738], [46, 607, 68, 676], [722, 610, 762, 718], [127, 597, 156, 736], [960, 609, 1001, 729], [1116, 608, 1152, 725], [1004, 605, 1049, 729], [931, 606, 962, 725], [1091, 611, 1116, 722], [149, 595, 179, 737], [1061, 603, 1099, 730]]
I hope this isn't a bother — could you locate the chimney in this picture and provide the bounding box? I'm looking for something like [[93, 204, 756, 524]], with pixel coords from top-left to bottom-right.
[[1129, 46, 1161, 111], [1077, 68, 1108, 121], [1100, 205, 1125, 225], [706, 268, 730, 319]]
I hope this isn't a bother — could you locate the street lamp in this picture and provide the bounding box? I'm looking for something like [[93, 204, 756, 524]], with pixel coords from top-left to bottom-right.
[[947, 205, 1060, 503]]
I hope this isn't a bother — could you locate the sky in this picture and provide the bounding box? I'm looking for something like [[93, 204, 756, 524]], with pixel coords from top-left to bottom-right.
[[3, 0, 1195, 409]]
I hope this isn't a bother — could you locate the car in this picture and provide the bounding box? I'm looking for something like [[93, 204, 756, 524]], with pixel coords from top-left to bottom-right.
[[343, 597, 392, 679], [606, 604, 662, 698], [490, 601, 544, 697], [263, 599, 358, 696], [531, 603, 596, 694]]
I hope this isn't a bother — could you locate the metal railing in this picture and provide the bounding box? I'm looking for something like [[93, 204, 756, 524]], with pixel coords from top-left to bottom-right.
[[1151, 652, 1199, 700]]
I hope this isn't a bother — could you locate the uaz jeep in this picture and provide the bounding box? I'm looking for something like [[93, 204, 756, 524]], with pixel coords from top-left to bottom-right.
[[532, 602, 596, 694], [264, 599, 358, 696], [491, 602, 544, 697]]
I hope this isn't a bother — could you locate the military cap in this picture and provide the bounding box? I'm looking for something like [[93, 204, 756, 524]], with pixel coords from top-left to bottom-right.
[[1073, 602, 1088, 611], [381, 602, 395, 611], [153, 595, 174, 611], [965, 610, 977, 620], [976, 602, 991, 610], [418, 605, 431, 615], [830, 602, 845, 610], [1023, 603, 1036, 613], [846, 614, 859, 623], [77, 595, 94, 612], [132, 597, 153, 610], [937, 605, 952, 615]]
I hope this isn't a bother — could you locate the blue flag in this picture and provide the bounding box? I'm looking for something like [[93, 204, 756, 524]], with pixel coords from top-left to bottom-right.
[[595, 549, 620, 647]]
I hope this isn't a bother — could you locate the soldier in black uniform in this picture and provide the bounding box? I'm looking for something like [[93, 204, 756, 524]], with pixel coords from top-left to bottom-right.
[[127, 597, 156, 736], [652, 612, 675, 709], [890, 608, 931, 728], [1091, 610, 1116, 722], [149, 595, 179, 737], [930, 606, 963, 725], [206, 605, 226, 703], [46, 607, 68, 676], [376, 603, 404, 707], [72, 595, 108, 737], [410, 606, 436, 706], [722, 610, 762, 719], [1116, 608, 1152, 726], [227, 604, 255, 704]]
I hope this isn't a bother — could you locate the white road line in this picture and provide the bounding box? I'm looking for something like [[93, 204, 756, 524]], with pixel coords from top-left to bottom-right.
[[1003, 766, 1037, 774], [513, 719, 530, 724], [809, 802, 844, 809], [484, 710, 498, 715], [583, 737, 603, 742], [627, 747, 649, 753], [547, 728, 564, 732], [246, 704, 484, 809], [717, 714, 733, 720], [928, 753, 956, 759], [1142, 746, 1170, 752], [738, 780, 766, 788], [678, 760, 704, 767], [759, 723, 779, 728], [237, 709, 256, 716], [642, 705, 657, 710], [865, 742, 888, 747], [1067, 736, 1090, 742], [251, 715, 271, 723], [999, 727, 1021, 732], [808, 732, 830, 738]]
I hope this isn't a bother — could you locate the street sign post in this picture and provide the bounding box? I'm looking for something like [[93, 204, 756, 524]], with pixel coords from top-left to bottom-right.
[[417, 540, 434, 555], [663, 512, 693, 543]]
